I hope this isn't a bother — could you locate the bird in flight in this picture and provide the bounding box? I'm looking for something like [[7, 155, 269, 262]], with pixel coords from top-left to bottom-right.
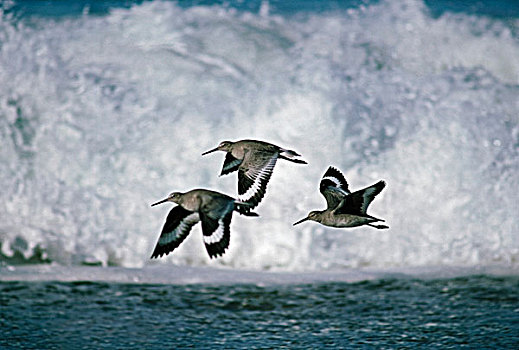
[[294, 166, 388, 229], [150, 188, 258, 259], [202, 139, 306, 213]]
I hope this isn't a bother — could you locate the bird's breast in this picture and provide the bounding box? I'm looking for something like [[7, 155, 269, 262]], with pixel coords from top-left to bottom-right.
[[179, 195, 203, 212], [231, 147, 246, 160]]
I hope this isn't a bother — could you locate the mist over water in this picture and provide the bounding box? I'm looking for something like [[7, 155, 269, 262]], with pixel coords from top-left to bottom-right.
[[0, 0, 517, 270]]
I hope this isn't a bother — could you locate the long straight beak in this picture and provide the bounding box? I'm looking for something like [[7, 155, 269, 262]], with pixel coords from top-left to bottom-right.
[[151, 198, 169, 207], [201, 147, 219, 156], [293, 217, 309, 226]]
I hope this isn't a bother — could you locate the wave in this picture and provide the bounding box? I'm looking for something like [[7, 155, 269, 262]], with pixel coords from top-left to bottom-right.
[[0, 0, 517, 270]]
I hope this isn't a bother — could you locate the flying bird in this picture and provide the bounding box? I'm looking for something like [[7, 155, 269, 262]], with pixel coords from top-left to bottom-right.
[[202, 139, 307, 212], [293, 166, 388, 229], [150, 189, 258, 259]]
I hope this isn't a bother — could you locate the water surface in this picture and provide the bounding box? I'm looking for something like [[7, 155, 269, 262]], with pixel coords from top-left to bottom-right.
[[2, 275, 518, 348]]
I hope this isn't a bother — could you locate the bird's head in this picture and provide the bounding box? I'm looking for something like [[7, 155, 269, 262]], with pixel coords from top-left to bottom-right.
[[202, 141, 233, 155], [151, 192, 183, 206], [293, 210, 321, 225]]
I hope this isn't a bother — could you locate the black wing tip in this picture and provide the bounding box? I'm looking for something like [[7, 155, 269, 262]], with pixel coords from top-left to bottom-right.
[[373, 180, 387, 192], [150, 242, 179, 259], [324, 166, 345, 177], [207, 248, 228, 259], [323, 166, 346, 182], [205, 242, 230, 259], [361, 180, 386, 198], [150, 249, 165, 259]]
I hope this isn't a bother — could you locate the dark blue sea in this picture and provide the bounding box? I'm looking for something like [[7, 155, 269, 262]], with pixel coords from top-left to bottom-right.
[[1, 0, 518, 348], [1, 270, 518, 349]]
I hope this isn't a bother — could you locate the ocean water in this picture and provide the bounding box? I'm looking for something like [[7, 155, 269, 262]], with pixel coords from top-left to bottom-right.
[[2, 271, 518, 349], [1, 0, 518, 347]]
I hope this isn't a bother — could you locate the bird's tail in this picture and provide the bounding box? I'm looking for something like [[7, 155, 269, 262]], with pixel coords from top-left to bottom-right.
[[364, 214, 388, 229], [279, 149, 307, 164]]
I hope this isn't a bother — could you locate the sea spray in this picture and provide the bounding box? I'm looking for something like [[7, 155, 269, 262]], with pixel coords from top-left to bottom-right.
[[0, 0, 517, 269]]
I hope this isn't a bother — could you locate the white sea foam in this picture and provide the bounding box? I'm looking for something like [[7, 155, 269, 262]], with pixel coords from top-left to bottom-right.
[[1, 264, 517, 285], [0, 0, 517, 270]]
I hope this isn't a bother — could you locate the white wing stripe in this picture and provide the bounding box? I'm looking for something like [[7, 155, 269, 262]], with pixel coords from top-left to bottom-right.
[[322, 176, 342, 187], [158, 213, 199, 245], [238, 156, 277, 202], [328, 186, 350, 196], [203, 218, 225, 244], [239, 178, 262, 202]]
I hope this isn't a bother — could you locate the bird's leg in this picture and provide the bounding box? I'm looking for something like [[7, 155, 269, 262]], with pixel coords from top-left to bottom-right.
[[367, 223, 389, 230]]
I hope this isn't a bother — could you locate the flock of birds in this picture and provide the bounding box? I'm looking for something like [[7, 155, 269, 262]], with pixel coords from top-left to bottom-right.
[[150, 139, 388, 260]]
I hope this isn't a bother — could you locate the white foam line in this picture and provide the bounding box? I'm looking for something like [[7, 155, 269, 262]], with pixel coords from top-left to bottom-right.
[[1, 265, 516, 285]]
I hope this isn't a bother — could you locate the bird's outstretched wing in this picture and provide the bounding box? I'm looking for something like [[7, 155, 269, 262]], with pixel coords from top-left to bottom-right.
[[199, 200, 234, 258], [334, 180, 386, 215], [237, 151, 278, 212], [220, 152, 242, 176], [319, 166, 350, 209], [151, 206, 200, 259]]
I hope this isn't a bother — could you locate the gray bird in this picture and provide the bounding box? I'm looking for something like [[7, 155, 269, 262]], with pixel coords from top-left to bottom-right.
[[150, 189, 258, 259], [294, 166, 388, 229], [202, 139, 307, 212]]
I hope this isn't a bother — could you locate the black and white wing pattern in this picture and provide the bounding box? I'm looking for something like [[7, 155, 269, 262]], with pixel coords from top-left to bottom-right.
[[237, 150, 278, 212], [319, 166, 351, 209], [335, 180, 386, 215], [220, 152, 242, 176], [151, 206, 200, 259], [199, 200, 234, 258]]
